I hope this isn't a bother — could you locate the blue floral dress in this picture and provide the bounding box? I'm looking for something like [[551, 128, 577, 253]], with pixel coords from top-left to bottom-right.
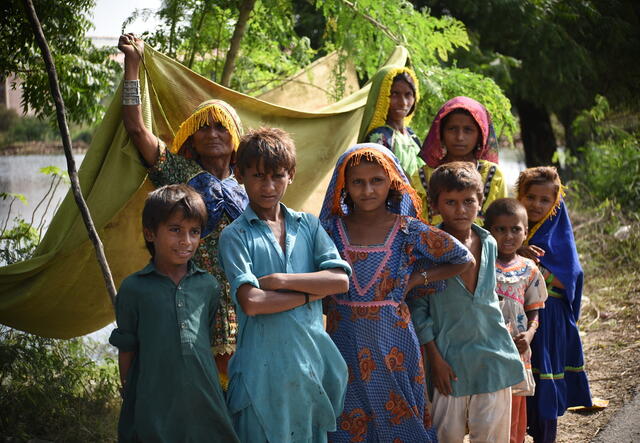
[[324, 215, 472, 443]]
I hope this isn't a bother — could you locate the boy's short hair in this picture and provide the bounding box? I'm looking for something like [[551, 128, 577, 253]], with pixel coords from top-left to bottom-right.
[[235, 127, 296, 176], [428, 161, 484, 207], [516, 166, 562, 199], [484, 198, 528, 230], [142, 184, 207, 256]]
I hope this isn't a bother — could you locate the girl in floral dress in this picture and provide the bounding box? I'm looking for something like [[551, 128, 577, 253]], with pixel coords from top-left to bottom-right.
[[319, 143, 473, 442]]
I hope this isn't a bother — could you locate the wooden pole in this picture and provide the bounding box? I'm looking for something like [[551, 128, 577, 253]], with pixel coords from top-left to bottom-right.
[[22, 0, 117, 306]]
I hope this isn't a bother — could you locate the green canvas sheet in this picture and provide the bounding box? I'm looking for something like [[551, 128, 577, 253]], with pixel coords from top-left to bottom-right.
[[0, 45, 408, 338]]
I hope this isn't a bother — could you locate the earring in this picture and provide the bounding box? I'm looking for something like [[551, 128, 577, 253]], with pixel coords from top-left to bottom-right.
[[289, 178, 293, 184], [441, 143, 447, 156]]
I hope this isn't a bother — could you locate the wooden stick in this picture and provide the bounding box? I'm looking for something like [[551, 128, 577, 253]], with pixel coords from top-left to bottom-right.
[[22, 0, 117, 306]]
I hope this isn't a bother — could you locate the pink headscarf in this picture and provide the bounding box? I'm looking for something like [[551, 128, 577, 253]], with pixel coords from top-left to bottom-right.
[[419, 96, 499, 168]]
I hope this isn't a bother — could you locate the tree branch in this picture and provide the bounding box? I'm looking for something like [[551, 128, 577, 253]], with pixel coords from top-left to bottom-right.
[[339, 0, 402, 45], [22, 0, 117, 307], [220, 0, 256, 87]]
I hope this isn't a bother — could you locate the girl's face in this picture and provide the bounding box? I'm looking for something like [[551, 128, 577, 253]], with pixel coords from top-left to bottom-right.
[[520, 182, 557, 224], [345, 160, 391, 214], [488, 214, 527, 260], [441, 112, 480, 162], [387, 79, 415, 125]]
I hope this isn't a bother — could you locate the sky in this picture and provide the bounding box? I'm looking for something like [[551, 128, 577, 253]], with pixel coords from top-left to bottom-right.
[[88, 0, 162, 38]]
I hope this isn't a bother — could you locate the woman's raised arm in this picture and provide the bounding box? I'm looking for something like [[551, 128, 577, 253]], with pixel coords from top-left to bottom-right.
[[118, 34, 159, 166]]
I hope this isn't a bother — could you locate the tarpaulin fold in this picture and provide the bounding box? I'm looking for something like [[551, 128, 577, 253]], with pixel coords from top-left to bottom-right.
[[0, 45, 408, 338]]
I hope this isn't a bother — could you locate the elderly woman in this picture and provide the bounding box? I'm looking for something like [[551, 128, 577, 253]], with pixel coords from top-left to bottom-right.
[[119, 34, 248, 388]]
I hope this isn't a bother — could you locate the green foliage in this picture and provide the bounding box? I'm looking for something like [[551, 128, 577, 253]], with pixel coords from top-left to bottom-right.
[[0, 327, 119, 442], [127, 0, 516, 139], [1, 166, 69, 265], [0, 0, 121, 125], [570, 97, 640, 212], [0, 105, 19, 133], [2, 114, 57, 144]]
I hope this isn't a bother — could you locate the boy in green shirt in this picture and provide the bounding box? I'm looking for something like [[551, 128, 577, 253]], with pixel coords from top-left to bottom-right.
[[109, 184, 238, 442]]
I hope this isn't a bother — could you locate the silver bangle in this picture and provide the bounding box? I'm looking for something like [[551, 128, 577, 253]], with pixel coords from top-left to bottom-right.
[[122, 95, 141, 106], [122, 80, 141, 106]]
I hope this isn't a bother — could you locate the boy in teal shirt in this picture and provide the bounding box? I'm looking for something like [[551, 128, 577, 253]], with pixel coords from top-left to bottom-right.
[[218, 128, 351, 443], [408, 162, 524, 443]]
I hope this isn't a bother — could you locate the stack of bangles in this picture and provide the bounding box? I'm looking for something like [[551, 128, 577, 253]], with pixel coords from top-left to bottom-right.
[[123, 79, 141, 106]]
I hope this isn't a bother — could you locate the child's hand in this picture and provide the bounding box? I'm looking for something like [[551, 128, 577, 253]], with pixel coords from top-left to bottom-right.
[[517, 245, 545, 263], [514, 330, 534, 354], [431, 355, 457, 396], [258, 273, 283, 291]]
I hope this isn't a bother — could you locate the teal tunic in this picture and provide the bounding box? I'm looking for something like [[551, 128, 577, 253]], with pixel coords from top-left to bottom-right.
[[408, 225, 525, 397], [109, 261, 239, 443], [218, 204, 351, 443]]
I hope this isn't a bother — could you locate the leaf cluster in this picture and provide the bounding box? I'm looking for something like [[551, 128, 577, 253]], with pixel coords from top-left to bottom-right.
[[1, 0, 121, 126], [570, 97, 640, 212], [0, 326, 119, 442]]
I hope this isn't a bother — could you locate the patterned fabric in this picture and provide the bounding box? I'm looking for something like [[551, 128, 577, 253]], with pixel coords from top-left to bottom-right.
[[419, 96, 499, 167], [365, 125, 425, 178], [148, 142, 248, 355], [496, 255, 548, 396], [109, 261, 239, 442], [320, 144, 473, 442], [412, 159, 508, 226], [522, 198, 592, 420]]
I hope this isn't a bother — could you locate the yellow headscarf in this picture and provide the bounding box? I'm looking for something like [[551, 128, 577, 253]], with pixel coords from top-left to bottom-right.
[[170, 99, 243, 156]]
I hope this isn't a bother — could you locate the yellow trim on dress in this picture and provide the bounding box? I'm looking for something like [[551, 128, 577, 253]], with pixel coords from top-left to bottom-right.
[[366, 67, 420, 136]]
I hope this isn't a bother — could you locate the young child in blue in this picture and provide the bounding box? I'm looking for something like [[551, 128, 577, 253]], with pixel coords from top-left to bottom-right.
[[218, 127, 352, 443], [109, 184, 239, 442], [408, 162, 524, 443], [516, 166, 592, 443]]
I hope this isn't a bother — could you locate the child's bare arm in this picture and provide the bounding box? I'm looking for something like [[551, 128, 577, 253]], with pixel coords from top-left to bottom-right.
[[118, 351, 135, 389], [517, 244, 545, 262], [540, 267, 565, 289], [405, 259, 475, 295], [236, 283, 322, 316], [514, 310, 539, 353], [258, 269, 349, 296], [425, 341, 457, 396]]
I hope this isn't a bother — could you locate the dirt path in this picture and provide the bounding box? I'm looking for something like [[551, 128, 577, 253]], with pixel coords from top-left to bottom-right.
[[551, 288, 640, 442]]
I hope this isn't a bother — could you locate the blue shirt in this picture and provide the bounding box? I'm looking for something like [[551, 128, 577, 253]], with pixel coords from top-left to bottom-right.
[[218, 203, 351, 442], [408, 224, 524, 397]]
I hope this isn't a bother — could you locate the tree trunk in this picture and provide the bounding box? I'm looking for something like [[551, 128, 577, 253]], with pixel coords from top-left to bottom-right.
[[220, 0, 257, 87], [516, 98, 557, 167], [22, 0, 117, 306]]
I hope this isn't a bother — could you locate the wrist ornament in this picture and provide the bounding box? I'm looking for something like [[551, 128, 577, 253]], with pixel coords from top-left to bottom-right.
[[420, 270, 429, 286], [527, 320, 539, 330], [122, 79, 141, 106]]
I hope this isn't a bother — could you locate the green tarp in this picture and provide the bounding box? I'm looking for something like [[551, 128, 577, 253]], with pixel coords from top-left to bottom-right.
[[0, 45, 408, 338]]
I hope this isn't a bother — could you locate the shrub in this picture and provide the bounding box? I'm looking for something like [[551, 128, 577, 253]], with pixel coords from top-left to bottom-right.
[[0, 327, 119, 442]]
